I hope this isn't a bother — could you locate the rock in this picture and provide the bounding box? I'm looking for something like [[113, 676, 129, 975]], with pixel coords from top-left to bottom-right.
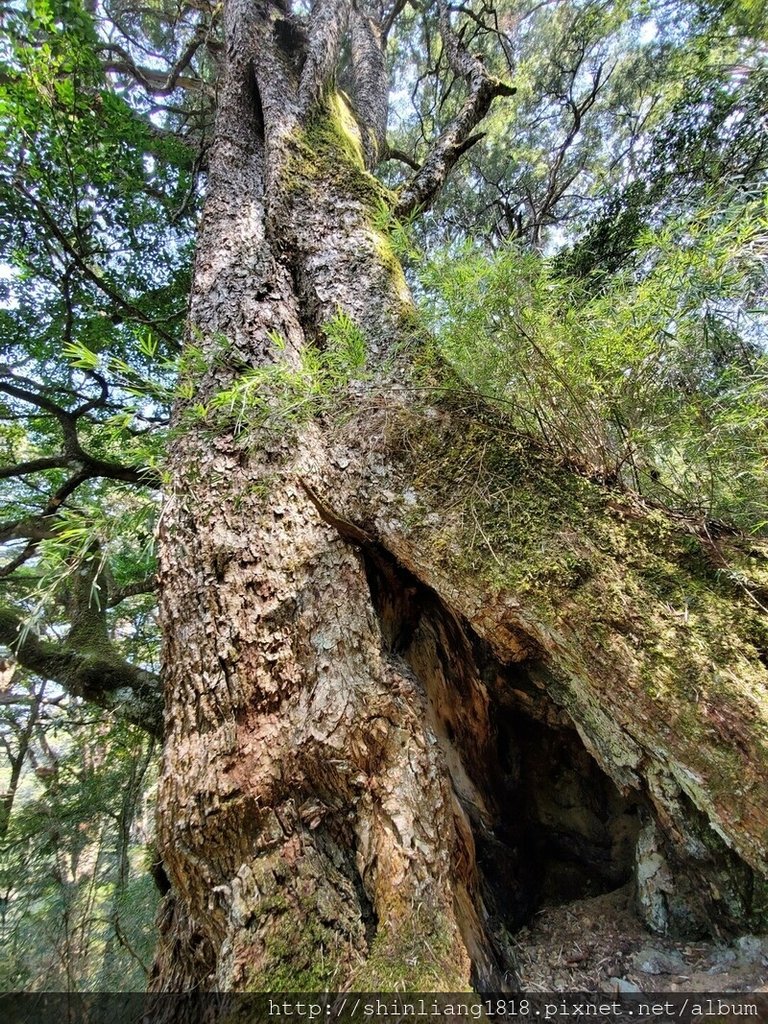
[[609, 977, 642, 993], [635, 822, 675, 934], [707, 947, 738, 974], [631, 946, 687, 975], [709, 947, 738, 967], [736, 935, 768, 963]]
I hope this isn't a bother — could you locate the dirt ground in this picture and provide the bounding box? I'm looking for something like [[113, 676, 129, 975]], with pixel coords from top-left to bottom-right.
[[513, 885, 768, 993]]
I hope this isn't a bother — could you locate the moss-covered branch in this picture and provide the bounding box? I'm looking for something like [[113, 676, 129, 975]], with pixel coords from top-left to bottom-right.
[[0, 607, 163, 737]]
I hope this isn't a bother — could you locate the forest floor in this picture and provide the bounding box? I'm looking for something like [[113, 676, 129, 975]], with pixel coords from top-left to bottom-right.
[[514, 884, 768, 993]]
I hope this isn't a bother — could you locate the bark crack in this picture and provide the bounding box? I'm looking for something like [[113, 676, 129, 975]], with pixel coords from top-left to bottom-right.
[[299, 478, 374, 545]]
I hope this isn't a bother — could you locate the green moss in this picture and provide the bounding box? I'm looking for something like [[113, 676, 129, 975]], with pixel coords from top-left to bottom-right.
[[285, 93, 396, 212], [247, 914, 338, 991], [394, 411, 607, 611], [350, 909, 467, 992], [384, 400, 768, 842], [244, 888, 346, 992], [244, 884, 468, 993], [369, 223, 411, 303]]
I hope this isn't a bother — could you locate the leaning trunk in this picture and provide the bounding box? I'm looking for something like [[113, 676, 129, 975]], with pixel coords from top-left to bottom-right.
[[152, 0, 768, 992]]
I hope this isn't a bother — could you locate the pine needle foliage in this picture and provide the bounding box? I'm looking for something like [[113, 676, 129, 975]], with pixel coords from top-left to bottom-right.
[[205, 311, 369, 437], [421, 192, 768, 531]]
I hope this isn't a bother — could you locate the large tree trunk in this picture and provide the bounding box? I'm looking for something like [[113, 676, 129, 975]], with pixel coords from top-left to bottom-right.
[[151, 0, 768, 992]]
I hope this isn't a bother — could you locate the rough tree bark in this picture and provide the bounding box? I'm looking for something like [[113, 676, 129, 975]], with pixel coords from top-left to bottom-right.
[[151, 0, 768, 992]]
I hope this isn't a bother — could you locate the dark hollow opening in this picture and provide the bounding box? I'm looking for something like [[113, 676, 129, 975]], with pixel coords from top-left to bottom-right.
[[362, 547, 644, 983], [478, 699, 641, 931]]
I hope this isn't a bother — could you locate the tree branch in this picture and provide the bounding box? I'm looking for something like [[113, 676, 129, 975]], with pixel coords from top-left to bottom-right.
[[108, 576, 157, 606], [73, 370, 110, 418], [349, 1, 389, 167], [395, 1, 515, 217], [0, 608, 163, 737], [0, 541, 39, 579], [0, 456, 70, 480], [103, 61, 208, 96], [382, 0, 408, 41], [0, 374, 80, 452], [9, 182, 180, 347], [0, 373, 161, 488], [99, 34, 211, 97], [0, 471, 92, 547], [384, 146, 422, 171]]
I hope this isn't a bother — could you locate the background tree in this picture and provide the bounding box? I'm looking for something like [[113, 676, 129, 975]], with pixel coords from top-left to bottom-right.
[[1, 0, 768, 993], [1, 668, 158, 990]]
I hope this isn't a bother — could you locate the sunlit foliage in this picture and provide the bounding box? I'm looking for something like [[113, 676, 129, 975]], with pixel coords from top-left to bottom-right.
[[0, 0, 766, 991]]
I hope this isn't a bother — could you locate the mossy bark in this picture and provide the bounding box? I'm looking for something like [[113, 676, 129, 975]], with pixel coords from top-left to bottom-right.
[[152, 0, 768, 994], [154, 0, 477, 991], [325, 404, 768, 936]]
